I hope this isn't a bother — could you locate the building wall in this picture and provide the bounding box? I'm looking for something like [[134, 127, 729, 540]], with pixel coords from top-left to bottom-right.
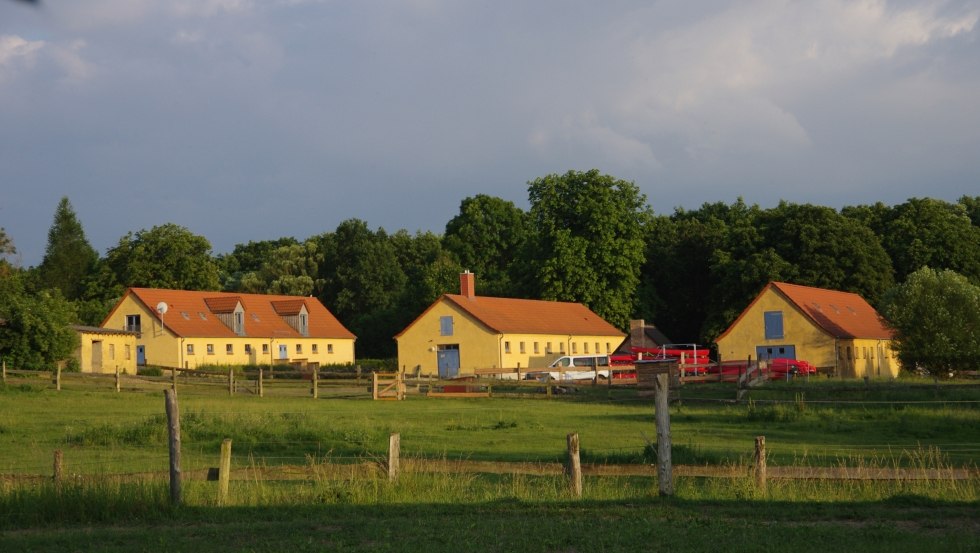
[[74, 332, 138, 374], [836, 338, 901, 379], [396, 299, 624, 374], [715, 288, 838, 369], [102, 295, 355, 369]]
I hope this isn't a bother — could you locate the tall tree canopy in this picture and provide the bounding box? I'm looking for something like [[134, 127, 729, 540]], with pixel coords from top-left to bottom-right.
[[525, 169, 650, 329], [36, 197, 99, 301], [239, 240, 324, 296], [105, 223, 220, 291], [880, 267, 980, 374], [0, 227, 14, 258], [217, 237, 300, 291], [443, 195, 527, 297]]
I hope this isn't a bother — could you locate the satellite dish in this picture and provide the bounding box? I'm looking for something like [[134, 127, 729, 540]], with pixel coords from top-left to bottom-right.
[[156, 301, 169, 315]]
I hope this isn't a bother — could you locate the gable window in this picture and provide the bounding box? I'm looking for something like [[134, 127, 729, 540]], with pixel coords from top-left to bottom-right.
[[764, 311, 784, 340], [226, 344, 233, 355], [125, 315, 141, 333], [207, 344, 215, 355], [440, 316, 454, 336], [299, 313, 308, 337], [234, 311, 244, 335], [187, 344, 195, 355]]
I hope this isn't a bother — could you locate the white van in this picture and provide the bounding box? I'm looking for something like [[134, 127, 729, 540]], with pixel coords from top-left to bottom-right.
[[527, 355, 611, 381]]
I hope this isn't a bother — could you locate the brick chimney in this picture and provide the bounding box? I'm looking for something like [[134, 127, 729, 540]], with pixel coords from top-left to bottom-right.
[[630, 319, 646, 349], [460, 270, 476, 299]]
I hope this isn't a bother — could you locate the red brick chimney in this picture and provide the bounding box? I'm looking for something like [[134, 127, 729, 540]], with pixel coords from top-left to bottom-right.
[[460, 270, 476, 299]]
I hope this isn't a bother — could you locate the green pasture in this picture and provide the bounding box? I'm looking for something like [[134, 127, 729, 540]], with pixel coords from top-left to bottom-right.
[[1, 375, 978, 552]]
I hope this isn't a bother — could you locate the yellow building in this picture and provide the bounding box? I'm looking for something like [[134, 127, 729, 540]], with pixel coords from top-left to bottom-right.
[[72, 325, 138, 374], [715, 282, 901, 378], [101, 288, 356, 370], [395, 272, 625, 377]]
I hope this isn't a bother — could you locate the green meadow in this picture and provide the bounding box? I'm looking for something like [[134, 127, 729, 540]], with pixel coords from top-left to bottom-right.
[[0, 375, 977, 552]]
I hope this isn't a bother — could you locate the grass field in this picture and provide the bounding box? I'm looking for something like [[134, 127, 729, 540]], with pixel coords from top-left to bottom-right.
[[0, 373, 977, 551]]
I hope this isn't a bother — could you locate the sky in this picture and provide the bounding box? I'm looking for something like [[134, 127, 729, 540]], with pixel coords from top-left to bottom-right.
[[1, 0, 978, 267]]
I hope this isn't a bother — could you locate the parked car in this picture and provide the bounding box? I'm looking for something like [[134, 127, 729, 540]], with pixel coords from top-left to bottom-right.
[[525, 355, 611, 381]]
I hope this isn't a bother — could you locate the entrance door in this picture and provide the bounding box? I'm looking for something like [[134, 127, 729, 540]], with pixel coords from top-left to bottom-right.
[[279, 344, 288, 360], [137, 345, 146, 366], [437, 345, 460, 379], [755, 345, 796, 361], [92, 341, 103, 373]]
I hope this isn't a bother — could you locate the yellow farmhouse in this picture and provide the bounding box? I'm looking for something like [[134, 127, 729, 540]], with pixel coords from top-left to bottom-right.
[[101, 288, 356, 370], [71, 325, 138, 374], [715, 282, 901, 378], [395, 272, 625, 377]]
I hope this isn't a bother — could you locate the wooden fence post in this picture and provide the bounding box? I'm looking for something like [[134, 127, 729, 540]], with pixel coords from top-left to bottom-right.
[[755, 436, 767, 492], [2, 358, 6, 385], [115, 366, 121, 393], [218, 438, 232, 506], [311, 369, 318, 399], [654, 371, 674, 496], [372, 372, 379, 400], [55, 365, 62, 391], [356, 364, 362, 384], [257, 366, 264, 398], [171, 367, 177, 390], [387, 433, 400, 482], [53, 449, 63, 487], [228, 368, 234, 396], [164, 389, 182, 505], [567, 433, 582, 498]]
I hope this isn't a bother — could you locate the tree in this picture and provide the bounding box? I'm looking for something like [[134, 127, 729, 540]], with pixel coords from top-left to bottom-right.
[[217, 237, 300, 291], [36, 197, 99, 301], [239, 240, 324, 296], [0, 227, 13, 258], [959, 195, 980, 228], [443, 195, 527, 297], [105, 223, 220, 291], [0, 272, 79, 370], [880, 267, 980, 374], [525, 169, 650, 329]]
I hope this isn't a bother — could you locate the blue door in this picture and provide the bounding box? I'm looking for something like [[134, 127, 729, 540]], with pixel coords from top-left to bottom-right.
[[756, 345, 796, 360], [437, 346, 460, 379], [279, 345, 288, 360], [137, 346, 146, 366]]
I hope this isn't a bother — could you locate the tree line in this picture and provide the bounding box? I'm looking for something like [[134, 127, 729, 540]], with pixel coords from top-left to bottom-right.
[[2, 170, 979, 373]]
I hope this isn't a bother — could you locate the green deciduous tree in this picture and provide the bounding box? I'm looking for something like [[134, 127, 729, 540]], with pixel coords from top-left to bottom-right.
[[525, 169, 650, 329], [443, 195, 527, 297], [0, 227, 14, 258], [105, 223, 220, 291], [217, 237, 300, 291], [0, 272, 79, 370], [239, 240, 325, 296], [36, 197, 99, 301], [880, 267, 980, 374]]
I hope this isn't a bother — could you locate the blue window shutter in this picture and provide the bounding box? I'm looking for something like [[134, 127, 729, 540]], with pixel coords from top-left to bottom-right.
[[440, 316, 453, 336], [764, 311, 784, 339]]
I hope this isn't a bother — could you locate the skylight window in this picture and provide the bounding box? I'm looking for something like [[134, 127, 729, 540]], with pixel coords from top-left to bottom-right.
[[181, 312, 190, 320], [198, 312, 208, 320]]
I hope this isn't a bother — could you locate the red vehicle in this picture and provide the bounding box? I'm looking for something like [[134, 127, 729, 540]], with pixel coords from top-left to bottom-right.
[[766, 358, 817, 377]]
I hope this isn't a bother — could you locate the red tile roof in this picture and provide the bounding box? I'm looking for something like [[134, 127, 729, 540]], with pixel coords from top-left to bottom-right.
[[396, 294, 624, 338], [105, 288, 355, 340], [717, 282, 894, 341]]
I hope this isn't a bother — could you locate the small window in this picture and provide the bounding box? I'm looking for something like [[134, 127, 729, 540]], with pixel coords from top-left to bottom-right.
[[312, 344, 319, 354], [606, 343, 611, 353], [572, 342, 578, 354], [519, 342, 526, 354], [187, 344, 195, 355], [504, 341, 511, 354], [559, 343, 566, 354], [245, 344, 252, 354], [327, 344, 334, 354], [764, 311, 784, 340], [226, 344, 233, 355], [296, 344, 303, 355], [235, 312, 244, 335], [596, 342, 600, 354], [207, 344, 215, 355], [199, 312, 208, 320], [440, 316, 453, 336], [251, 313, 260, 322], [299, 313, 308, 336], [109, 344, 116, 360], [125, 345, 131, 360], [534, 342, 540, 354], [262, 343, 269, 354], [583, 342, 589, 354], [546, 342, 552, 354], [181, 311, 190, 320], [125, 315, 141, 333]]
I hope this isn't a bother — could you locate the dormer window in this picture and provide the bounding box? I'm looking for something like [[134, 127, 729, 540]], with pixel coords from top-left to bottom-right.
[[299, 313, 308, 337]]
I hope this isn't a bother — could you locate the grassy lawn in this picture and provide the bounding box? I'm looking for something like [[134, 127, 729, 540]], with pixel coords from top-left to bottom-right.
[[0, 375, 977, 551]]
